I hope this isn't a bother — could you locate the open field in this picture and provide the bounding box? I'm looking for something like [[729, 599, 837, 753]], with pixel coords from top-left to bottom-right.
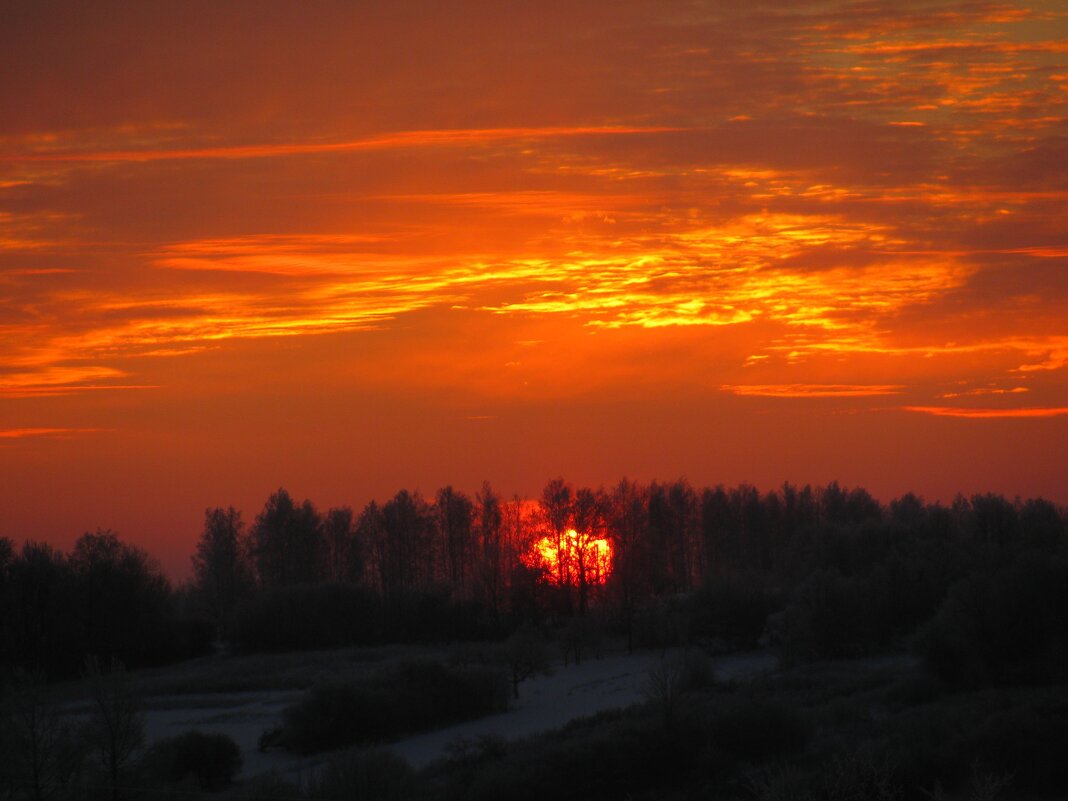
[[122, 643, 777, 778]]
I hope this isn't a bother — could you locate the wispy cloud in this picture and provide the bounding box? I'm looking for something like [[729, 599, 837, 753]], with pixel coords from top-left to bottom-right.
[[0, 366, 157, 398], [0, 0, 1065, 415], [3, 125, 682, 164], [903, 406, 1068, 419], [938, 386, 1029, 399], [0, 427, 104, 439], [723, 384, 904, 398]]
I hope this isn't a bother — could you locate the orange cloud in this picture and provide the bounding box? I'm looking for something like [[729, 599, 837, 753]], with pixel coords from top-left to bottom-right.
[[1015, 347, 1068, 373], [0, 3, 1065, 421], [0, 427, 103, 439], [143, 214, 970, 342], [938, 386, 1029, 399], [723, 384, 903, 398], [3, 125, 682, 163], [903, 406, 1068, 419]]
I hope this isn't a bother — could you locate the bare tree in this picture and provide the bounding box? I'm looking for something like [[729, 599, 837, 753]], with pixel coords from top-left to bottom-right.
[[380, 490, 434, 597], [498, 624, 551, 700], [572, 487, 609, 612], [540, 478, 573, 596], [85, 658, 143, 801], [192, 507, 252, 635], [436, 486, 474, 592], [323, 506, 358, 583], [2, 672, 82, 801], [476, 482, 503, 616], [357, 501, 387, 596], [250, 489, 325, 588], [608, 479, 647, 650]]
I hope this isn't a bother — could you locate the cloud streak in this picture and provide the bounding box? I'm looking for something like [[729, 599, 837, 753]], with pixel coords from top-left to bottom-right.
[[724, 384, 904, 398], [903, 406, 1068, 419], [3, 125, 682, 164], [0, 0, 1065, 505], [0, 427, 104, 438]]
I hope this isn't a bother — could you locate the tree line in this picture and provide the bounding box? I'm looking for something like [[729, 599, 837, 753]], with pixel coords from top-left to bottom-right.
[[0, 532, 211, 677], [2, 479, 1066, 684]]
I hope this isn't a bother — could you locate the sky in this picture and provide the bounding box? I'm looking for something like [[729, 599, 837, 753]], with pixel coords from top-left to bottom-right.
[[2, 1, 1066, 577]]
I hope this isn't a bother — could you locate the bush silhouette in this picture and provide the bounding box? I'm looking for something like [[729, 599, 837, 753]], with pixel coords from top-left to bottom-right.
[[140, 730, 242, 790], [280, 660, 508, 754], [917, 552, 1068, 687], [707, 699, 810, 761], [307, 749, 416, 801]]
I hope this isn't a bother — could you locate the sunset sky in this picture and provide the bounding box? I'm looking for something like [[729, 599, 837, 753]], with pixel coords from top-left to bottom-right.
[[2, 1, 1066, 576]]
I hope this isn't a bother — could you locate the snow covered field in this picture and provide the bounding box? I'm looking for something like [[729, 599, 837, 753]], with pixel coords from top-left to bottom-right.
[[135, 646, 777, 778], [388, 648, 777, 768]]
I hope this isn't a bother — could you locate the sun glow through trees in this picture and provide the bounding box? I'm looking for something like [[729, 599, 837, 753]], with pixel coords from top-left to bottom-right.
[[526, 528, 614, 589]]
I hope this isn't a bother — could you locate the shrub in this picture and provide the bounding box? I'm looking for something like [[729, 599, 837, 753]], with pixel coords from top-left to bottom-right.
[[707, 699, 810, 762], [280, 660, 509, 754], [379, 587, 499, 642], [234, 583, 378, 651], [234, 585, 499, 652], [643, 651, 716, 726], [140, 730, 241, 791], [466, 715, 702, 801], [917, 552, 1068, 687], [969, 696, 1068, 793], [497, 624, 551, 700], [690, 575, 775, 649], [307, 749, 417, 801], [232, 772, 301, 801], [887, 688, 1068, 795], [632, 595, 692, 649], [771, 569, 873, 664], [822, 751, 902, 801]]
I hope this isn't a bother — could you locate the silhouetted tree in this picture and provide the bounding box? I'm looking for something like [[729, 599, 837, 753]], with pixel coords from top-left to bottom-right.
[[140, 730, 242, 791], [730, 483, 765, 571], [2, 542, 71, 673], [436, 486, 475, 592], [250, 489, 324, 587], [68, 531, 171, 667], [379, 490, 434, 599], [646, 480, 696, 593], [357, 501, 387, 596], [192, 507, 252, 636], [918, 551, 1068, 687], [572, 487, 608, 612], [970, 492, 1018, 546], [541, 478, 573, 591], [498, 624, 550, 700], [0, 536, 11, 590], [699, 485, 733, 572], [607, 478, 647, 649], [85, 658, 144, 801], [889, 492, 926, 529], [777, 481, 819, 543], [845, 486, 882, 526], [2, 671, 83, 801], [323, 506, 359, 583], [1019, 497, 1064, 549], [476, 482, 504, 616], [8, 473, 1065, 685], [0, 538, 10, 675]]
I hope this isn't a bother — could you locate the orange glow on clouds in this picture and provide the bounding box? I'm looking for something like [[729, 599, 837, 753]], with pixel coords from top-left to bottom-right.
[[724, 384, 903, 398], [904, 406, 1068, 419], [2, 1, 1067, 572], [0, 427, 102, 439], [3, 125, 682, 163]]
